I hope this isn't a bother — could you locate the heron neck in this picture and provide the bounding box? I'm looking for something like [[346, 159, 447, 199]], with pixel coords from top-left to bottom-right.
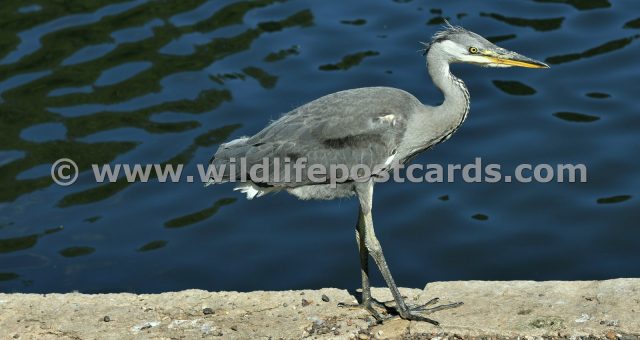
[[426, 55, 470, 122]]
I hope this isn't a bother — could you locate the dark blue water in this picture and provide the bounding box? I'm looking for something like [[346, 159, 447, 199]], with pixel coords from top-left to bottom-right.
[[1, 0, 639, 293]]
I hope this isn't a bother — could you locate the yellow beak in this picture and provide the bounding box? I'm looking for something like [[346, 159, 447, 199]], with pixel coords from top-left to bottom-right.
[[486, 56, 550, 68]]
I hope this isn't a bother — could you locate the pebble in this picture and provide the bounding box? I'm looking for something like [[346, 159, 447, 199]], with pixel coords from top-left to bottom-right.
[[231, 325, 238, 331], [301, 299, 312, 307], [321, 294, 330, 302], [103, 316, 111, 322], [203, 307, 215, 315], [605, 331, 616, 340], [358, 333, 369, 339]]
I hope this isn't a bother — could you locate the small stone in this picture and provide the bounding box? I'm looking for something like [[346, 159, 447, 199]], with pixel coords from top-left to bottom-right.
[[283, 302, 288, 307], [231, 325, 238, 331], [321, 294, 330, 302], [103, 316, 111, 322], [347, 320, 353, 326], [358, 333, 369, 339], [302, 299, 312, 307], [605, 331, 616, 340], [203, 307, 214, 315], [334, 330, 341, 336], [606, 320, 620, 326]]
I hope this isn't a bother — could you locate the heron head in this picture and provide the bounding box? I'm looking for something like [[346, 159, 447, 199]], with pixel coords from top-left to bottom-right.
[[422, 23, 549, 69]]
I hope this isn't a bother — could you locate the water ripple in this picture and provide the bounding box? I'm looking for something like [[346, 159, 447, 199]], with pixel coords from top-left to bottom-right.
[[1, 0, 148, 65], [1, 0, 639, 293]]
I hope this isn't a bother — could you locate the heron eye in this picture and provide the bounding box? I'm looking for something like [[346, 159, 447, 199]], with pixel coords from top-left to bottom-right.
[[469, 47, 479, 54]]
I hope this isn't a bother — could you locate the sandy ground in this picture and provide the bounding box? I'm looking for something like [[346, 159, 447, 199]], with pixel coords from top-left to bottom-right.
[[1, 279, 639, 339]]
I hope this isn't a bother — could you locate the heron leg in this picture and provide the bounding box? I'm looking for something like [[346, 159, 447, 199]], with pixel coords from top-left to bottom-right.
[[339, 207, 393, 322], [355, 182, 461, 325], [355, 207, 385, 322]]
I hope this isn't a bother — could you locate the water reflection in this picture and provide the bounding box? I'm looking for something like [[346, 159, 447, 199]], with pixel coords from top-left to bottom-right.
[[546, 36, 638, 64], [341, 19, 366, 26], [57, 124, 239, 207], [486, 34, 517, 43], [0, 226, 62, 254], [243, 67, 278, 89], [532, 0, 610, 11], [0, 234, 38, 254], [264, 45, 300, 62], [0, 0, 639, 293], [624, 18, 640, 29], [471, 214, 489, 221], [553, 111, 600, 123], [481, 13, 563, 31], [492, 80, 536, 96], [596, 195, 632, 204], [586, 92, 610, 99], [0, 272, 20, 281], [319, 51, 379, 71], [59, 246, 95, 258], [138, 240, 168, 252], [164, 197, 236, 228]]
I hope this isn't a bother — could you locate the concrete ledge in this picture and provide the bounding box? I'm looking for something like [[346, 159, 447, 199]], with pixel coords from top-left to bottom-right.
[[0, 279, 638, 339]]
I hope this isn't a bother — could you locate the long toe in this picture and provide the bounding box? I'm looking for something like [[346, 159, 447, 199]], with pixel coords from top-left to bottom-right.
[[412, 300, 464, 315], [398, 311, 440, 326]]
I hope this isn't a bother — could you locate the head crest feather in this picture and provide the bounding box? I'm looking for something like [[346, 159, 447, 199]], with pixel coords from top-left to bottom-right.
[[419, 19, 469, 56]]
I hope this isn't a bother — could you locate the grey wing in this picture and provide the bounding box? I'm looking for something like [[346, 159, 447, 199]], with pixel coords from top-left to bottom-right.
[[247, 117, 405, 186], [212, 87, 415, 186]]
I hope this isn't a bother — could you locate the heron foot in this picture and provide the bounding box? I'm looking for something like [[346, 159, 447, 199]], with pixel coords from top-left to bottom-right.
[[338, 298, 388, 323], [396, 298, 464, 325], [339, 297, 463, 325]]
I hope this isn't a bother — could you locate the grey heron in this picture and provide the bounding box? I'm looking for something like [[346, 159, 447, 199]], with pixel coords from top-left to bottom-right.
[[208, 23, 548, 324]]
